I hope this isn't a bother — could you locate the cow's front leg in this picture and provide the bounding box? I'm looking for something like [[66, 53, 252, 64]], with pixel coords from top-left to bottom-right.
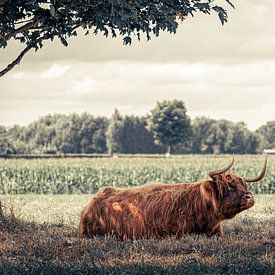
[[207, 223, 223, 237]]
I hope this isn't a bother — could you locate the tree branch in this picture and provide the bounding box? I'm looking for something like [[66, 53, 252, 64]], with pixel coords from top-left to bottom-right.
[[14, 18, 37, 25], [0, 45, 32, 77], [0, 20, 83, 78], [0, 19, 39, 47]]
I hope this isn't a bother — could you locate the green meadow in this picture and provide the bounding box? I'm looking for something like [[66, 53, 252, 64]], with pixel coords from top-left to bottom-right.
[[0, 156, 274, 274]]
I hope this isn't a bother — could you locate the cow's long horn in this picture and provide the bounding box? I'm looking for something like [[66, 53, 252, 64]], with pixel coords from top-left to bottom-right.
[[209, 156, 235, 178], [244, 156, 267, 182]]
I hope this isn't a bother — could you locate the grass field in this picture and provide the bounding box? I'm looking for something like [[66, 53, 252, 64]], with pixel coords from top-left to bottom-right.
[[0, 156, 274, 274], [0, 194, 274, 274]]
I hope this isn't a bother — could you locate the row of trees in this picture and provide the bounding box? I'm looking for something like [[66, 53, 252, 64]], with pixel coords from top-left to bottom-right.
[[0, 100, 274, 155]]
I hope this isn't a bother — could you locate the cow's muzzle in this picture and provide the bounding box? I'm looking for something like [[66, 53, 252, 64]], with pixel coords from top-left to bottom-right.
[[241, 192, 254, 208]]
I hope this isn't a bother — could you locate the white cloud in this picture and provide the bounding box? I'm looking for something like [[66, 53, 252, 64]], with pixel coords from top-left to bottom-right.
[[41, 64, 71, 79], [67, 76, 99, 95], [1, 59, 274, 129], [11, 64, 71, 80]]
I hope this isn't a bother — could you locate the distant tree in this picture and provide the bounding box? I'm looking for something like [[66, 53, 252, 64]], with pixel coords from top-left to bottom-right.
[[171, 138, 193, 154], [256, 121, 275, 151], [106, 109, 124, 155], [34, 122, 57, 153], [0, 126, 16, 154], [120, 115, 163, 154], [50, 114, 81, 153], [53, 114, 74, 153], [147, 100, 192, 155], [0, 0, 234, 77], [207, 120, 233, 154], [225, 122, 259, 154], [78, 113, 108, 153], [191, 117, 215, 153], [7, 125, 31, 153], [197, 119, 259, 154], [89, 116, 108, 153], [91, 126, 108, 153], [50, 113, 107, 154], [244, 131, 260, 154]]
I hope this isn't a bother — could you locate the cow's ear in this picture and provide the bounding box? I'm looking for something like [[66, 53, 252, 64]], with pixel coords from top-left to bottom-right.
[[202, 181, 212, 192], [210, 178, 224, 200], [201, 180, 217, 198], [201, 181, 219, 211], [202, 178, 223, 198]]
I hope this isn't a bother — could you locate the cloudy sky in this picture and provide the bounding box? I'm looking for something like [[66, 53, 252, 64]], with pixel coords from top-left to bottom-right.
[[0, 0, 275, 130]]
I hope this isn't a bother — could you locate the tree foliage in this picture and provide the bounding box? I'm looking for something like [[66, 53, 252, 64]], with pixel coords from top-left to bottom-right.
[[0, 0, 234, 76], [146, 99, 192, 154], [119, 115, 163, 154], [106, 109, 124, 154], [256, 121, 275, 151], [1, 110, 270, 156], [0, 113, 108, 154], [191, 117, 215, 154], [0, 126, 16, 154], [192, 118, 260, 154]]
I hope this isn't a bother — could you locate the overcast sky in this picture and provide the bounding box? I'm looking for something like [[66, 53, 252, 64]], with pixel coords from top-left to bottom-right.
[[0, 0, 275, 130]]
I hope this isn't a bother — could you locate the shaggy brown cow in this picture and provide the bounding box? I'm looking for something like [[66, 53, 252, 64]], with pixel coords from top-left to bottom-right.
[[79, 157, 267, 239]]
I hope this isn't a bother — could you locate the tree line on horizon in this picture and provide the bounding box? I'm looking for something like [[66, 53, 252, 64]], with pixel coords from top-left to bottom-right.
[[0, 100, 274, 155]]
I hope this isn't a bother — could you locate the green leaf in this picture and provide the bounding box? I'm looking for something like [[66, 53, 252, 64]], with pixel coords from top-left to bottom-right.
[[123, 36, 132, 45], [60, 36, 68, 47]]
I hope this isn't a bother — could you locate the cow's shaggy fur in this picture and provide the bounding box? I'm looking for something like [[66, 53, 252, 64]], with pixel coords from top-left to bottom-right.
[[79, 171, 256, 239]]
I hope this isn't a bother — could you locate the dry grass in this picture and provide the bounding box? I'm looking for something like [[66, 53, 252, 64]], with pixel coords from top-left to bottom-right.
[[0, 194, 274, 274]]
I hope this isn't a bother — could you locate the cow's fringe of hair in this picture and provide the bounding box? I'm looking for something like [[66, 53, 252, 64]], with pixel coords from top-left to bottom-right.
[[215, 172, 247, 197], [79, 180, 221, 240]]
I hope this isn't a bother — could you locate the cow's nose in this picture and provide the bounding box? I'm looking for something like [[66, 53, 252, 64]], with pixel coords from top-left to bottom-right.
[[244, 192, 253, 201]]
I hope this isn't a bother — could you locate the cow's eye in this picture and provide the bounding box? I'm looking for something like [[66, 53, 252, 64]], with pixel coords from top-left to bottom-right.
[[229, 186, 237, 191]]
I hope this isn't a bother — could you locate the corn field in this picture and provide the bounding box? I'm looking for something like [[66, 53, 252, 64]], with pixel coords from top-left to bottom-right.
[[0, 155, 274, 195]]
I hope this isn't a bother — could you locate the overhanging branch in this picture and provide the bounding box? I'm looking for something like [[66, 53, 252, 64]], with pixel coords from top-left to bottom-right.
[[0, 0, 234, 77], [0, 45, 32, 77], [0, 22, 83, 78]]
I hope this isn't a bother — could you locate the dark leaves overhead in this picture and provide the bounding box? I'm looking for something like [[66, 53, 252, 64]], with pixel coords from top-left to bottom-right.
[[123, 36, 132, 45], [0, 0, 234, 53], [212, 5, 228, 25]]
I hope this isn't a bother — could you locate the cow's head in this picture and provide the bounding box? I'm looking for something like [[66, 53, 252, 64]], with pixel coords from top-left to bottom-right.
[[204, 156, 267, 219]]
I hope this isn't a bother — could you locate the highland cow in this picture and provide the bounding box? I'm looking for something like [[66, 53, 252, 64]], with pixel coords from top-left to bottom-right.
[[79, 157, 267, 239]]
